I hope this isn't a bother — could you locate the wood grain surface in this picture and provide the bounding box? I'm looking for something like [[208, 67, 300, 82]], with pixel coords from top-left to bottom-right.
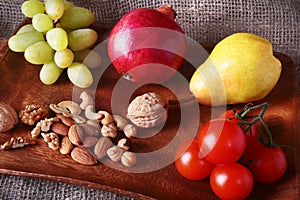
[[0, 21, 299, 199]]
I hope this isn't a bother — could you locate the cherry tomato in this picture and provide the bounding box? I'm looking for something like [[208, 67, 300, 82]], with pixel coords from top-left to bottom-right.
[[175, 139, 214, 180], [219, 109, 259, 146], [197, 119, 246, 165], [210, 163, 254, 199], [242, 144, 287, 183]]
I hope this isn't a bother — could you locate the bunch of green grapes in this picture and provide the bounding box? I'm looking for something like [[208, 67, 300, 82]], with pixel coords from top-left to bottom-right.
[[8, 0, 102, 88]]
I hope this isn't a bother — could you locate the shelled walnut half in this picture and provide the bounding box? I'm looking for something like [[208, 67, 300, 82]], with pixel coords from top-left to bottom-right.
[[1, 137, 36, 150], [19, 104, 50, 126]]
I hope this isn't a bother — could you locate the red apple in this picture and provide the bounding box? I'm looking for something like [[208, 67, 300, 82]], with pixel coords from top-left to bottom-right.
[[107, 5, 186, 83]]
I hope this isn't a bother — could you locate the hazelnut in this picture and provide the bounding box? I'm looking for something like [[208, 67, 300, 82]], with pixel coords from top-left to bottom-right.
[[123, 124, 137, 138], [107, 145, 124, 162], [121, 151, 136, 167]]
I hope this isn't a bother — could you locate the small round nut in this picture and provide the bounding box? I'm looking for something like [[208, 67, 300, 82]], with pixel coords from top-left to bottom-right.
[[107, 145, 124, 162], [121, 151, 136, 167], [123, 124, 137, 138], [0, 102, 18, 132]]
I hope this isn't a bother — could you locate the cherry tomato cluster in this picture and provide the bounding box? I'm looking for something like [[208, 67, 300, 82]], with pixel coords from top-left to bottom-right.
[[175, 103, 287, 199]]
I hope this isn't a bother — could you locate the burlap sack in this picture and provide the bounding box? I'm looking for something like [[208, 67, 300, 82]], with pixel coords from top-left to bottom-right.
[[0, 0, 299, 199], [1, 0, 299, 84]]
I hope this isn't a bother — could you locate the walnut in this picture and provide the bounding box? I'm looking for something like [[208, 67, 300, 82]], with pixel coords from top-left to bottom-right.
[[101, 123, 117, 138], [0, 102, 18, 132], [31, 121, 42, 138], [41, 132, 60, 150], [19, 104, 50, 126], [30, 117, 59, 138], [40, 117, 59, 132], [0, 137, 36, 150], [127, 92, 168, 128]]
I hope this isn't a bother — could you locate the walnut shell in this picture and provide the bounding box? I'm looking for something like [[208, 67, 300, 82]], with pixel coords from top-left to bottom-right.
[[0, 102, 18, 132], [127, 92, 167, 128]]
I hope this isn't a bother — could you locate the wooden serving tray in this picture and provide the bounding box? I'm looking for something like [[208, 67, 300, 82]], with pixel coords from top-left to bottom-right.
[[0, 21, 299, 199]]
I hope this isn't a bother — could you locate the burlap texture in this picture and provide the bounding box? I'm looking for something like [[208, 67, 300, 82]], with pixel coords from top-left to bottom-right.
[[0, 0, 299, 199], [0, 174, 134, 199], [1, 0, 299, 81]]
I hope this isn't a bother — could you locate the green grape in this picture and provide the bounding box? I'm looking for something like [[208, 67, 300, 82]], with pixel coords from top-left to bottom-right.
[[16, 24, 35, 34], [64, 0, 75, 10], [8, 31, 44, 52], [74, 49, 101, 68], [54, 48, 74, 68], [40, 60, 64, 84], [32, 13, 53, 32], [55, 23, 72, 33], [45, 0, 64, 20], [67, 62, 93, 88], [46, 28, 68, 51], [24, 41, 54, 65], [60, 7, 95, 29], [68, 28, 98, 51], [21, 0, 45, 18]]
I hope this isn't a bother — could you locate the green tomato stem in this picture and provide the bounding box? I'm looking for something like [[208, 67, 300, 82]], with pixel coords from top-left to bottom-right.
[[235, 102, 276, 147]]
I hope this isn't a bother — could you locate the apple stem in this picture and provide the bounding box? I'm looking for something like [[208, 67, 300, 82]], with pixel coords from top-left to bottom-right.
[[156, 4, 177, 20]]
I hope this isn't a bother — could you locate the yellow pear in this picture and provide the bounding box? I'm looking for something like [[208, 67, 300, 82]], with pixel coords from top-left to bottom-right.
[[189, 32, 282, 106]]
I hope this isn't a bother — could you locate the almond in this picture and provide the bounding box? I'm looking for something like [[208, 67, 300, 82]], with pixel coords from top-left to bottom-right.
[[59, 136, 73, 155], [68, 124, 83, 146], [56, 114, 74, 127], [51, 122, 69, 136], [94, 137, 113, 160], [80, 123, 100, 136], [82, 136, 98, 148], [71, 146, 97, 165]]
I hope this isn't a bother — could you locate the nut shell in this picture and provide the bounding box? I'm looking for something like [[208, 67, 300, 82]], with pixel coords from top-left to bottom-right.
[[127, 92, 167, 128], [0, 102, 18, 132]]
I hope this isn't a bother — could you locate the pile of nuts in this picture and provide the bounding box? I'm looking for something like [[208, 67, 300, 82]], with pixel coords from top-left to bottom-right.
[[1, 91, 168, 168], [17, 91, 138, 167]]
